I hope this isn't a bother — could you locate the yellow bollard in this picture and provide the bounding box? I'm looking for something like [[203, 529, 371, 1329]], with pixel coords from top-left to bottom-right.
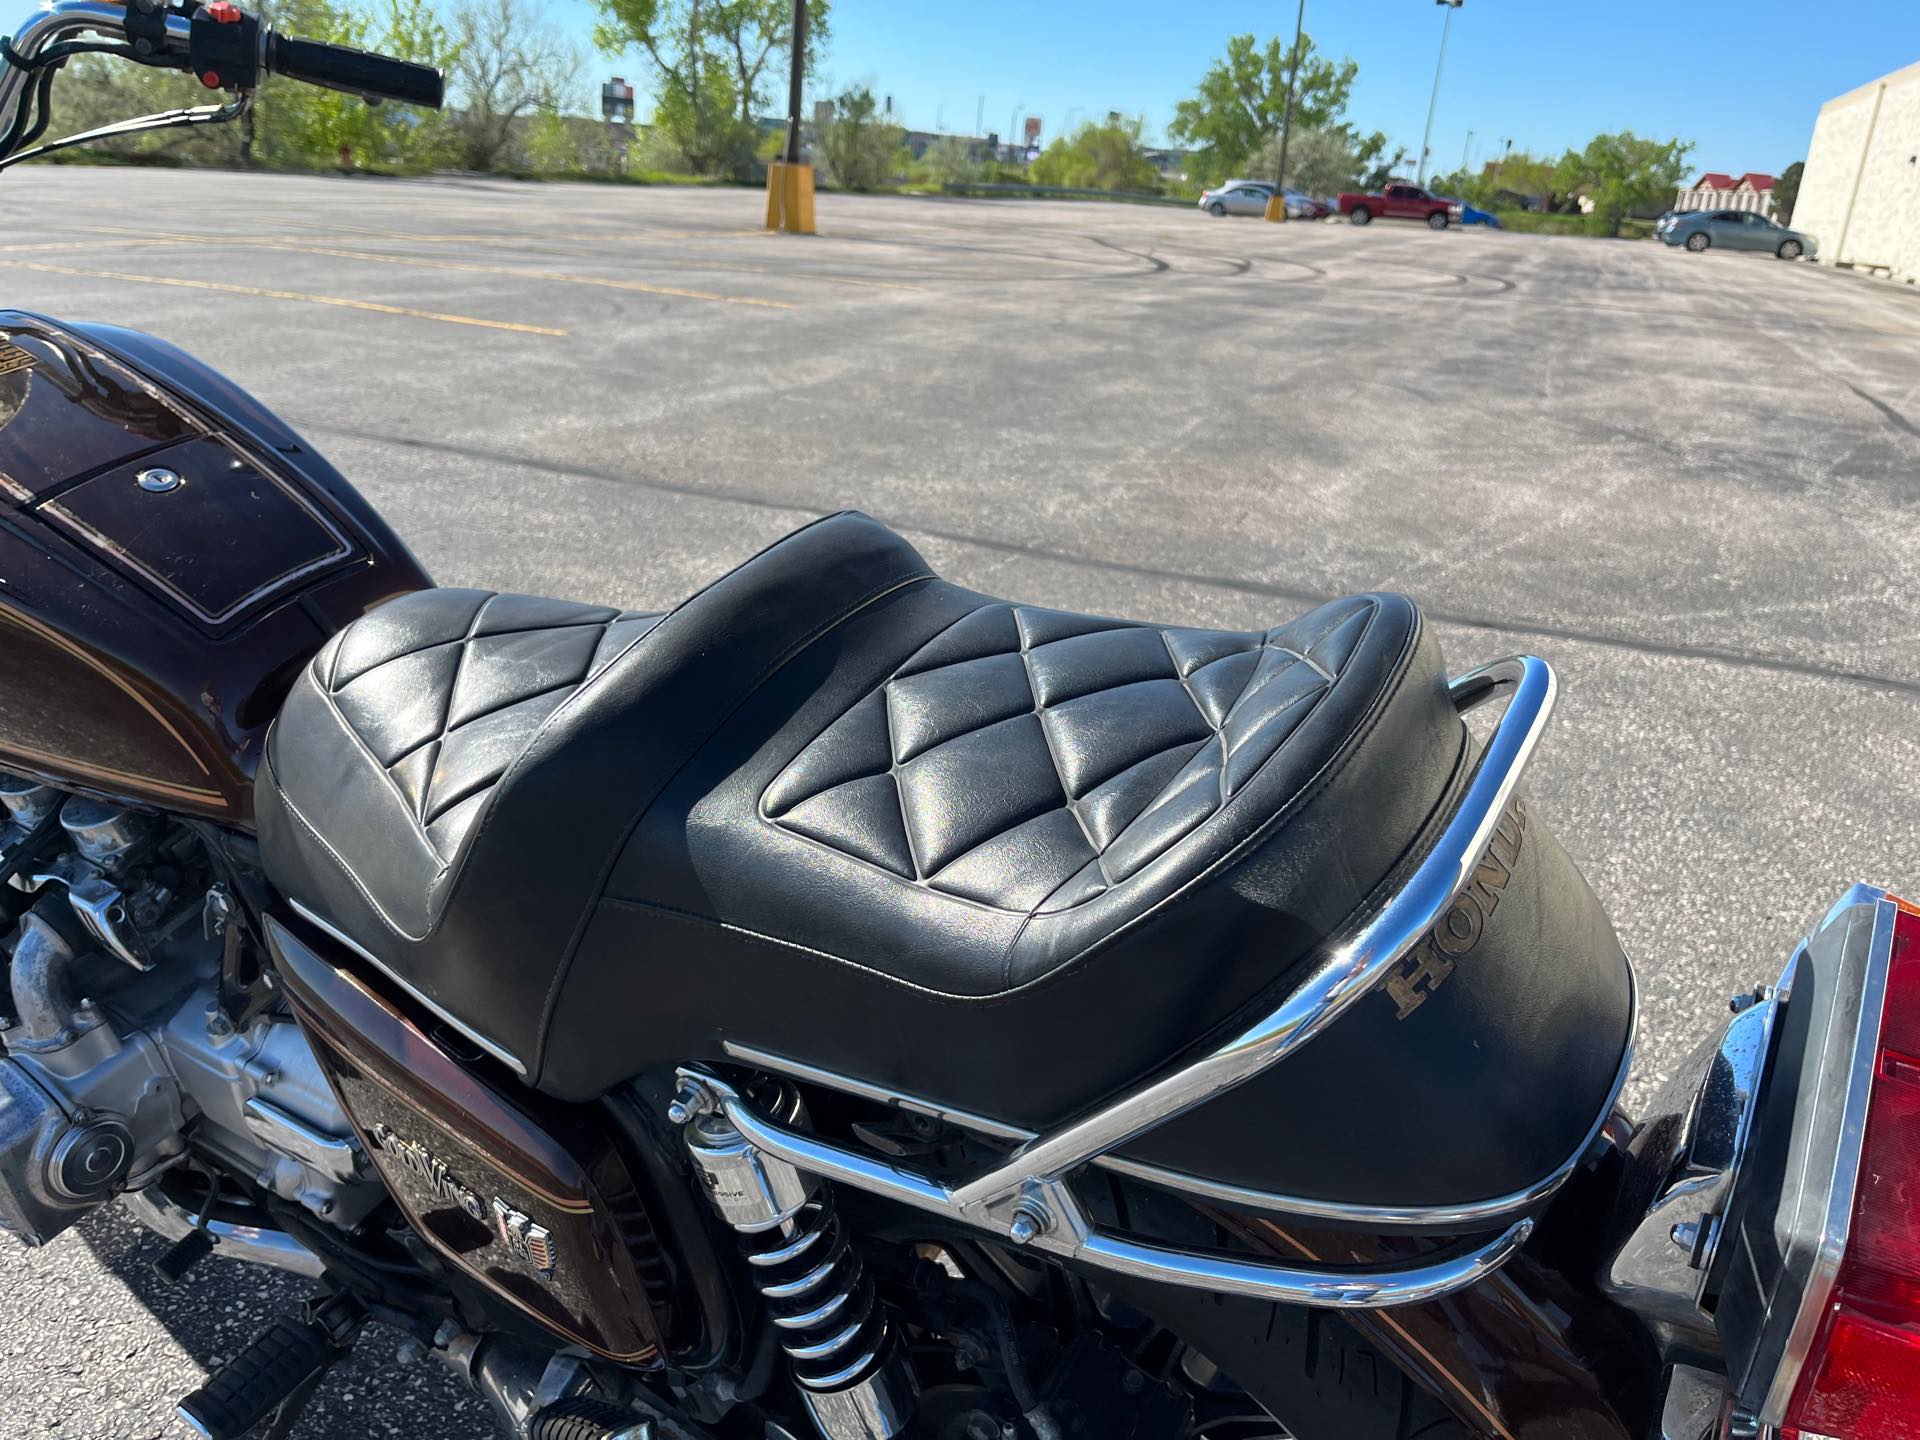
[[1264, 193, 1288, 223], [765, 161, 817, 235]]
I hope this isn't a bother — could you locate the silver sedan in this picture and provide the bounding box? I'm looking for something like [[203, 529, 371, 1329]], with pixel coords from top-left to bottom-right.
[[1198, 182, 1275, 217]]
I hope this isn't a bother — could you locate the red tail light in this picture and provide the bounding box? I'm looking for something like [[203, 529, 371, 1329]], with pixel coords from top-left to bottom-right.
[[1785, 899, 1920, 1439]]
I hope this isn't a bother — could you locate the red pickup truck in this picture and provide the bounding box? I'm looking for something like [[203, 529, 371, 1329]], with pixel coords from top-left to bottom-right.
[[1336, 184, 1455, 228]]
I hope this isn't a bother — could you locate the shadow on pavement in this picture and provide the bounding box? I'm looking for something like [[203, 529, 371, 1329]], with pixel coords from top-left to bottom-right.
[[79, 1203, 498, 1439]]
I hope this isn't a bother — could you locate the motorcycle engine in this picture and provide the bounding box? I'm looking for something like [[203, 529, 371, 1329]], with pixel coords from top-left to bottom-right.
[[0, 771, 378, 1246]]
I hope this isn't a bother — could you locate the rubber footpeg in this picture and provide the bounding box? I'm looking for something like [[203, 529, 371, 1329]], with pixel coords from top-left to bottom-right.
[[529, 1397, 648, 1439], [153, 1226, 215, 1282], [177, 1314, 337, 1440]]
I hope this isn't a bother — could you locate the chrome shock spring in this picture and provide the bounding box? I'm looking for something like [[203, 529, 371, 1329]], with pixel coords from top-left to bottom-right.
[[744, 1200, 885, 1392], [677, 1081, 916, 1440]]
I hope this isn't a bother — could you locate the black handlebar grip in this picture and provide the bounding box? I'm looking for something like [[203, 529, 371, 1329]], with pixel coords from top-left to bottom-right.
[[265, 32, 444, 109]]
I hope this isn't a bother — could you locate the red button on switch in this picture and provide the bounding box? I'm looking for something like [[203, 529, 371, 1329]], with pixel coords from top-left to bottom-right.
[[199, 70, 221, 87], [206, 2, 241, 21]]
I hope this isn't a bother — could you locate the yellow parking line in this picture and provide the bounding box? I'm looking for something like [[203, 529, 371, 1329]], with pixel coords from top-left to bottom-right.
[[0, 238, 203, 253], [71, 222, 766, 247], [1, 261, 568, 336], [320, 226, 769, 245], [250, 239, 797, 310]]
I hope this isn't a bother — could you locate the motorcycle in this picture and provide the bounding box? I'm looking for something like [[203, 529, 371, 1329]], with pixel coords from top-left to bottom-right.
[[0, 6, 1913, 1438]]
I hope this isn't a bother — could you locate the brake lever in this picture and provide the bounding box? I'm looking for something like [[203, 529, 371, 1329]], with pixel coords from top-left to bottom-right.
[[0, 90, 248, 171]]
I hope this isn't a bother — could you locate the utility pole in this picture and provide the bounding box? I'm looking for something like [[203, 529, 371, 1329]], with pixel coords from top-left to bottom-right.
[[1010, 104, 1023, 160], [1271, 0, 1307, 207], [976, 95, 985, 139], [782, 0, 806, 164], [1461, 129, 1474, 175], [1417, 0, 1462, 186], [766, 0, 814, 233]]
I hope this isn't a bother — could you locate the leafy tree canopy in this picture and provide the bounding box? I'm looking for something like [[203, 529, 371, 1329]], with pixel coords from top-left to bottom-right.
[[1250, 126, 1360, 198], [1774, 159, 1804, 223], [815, 85, 902, 190], [1169, 32, 1381, 186], [1552, 130, 1692, 234], [1031, 115, 1158, 191]]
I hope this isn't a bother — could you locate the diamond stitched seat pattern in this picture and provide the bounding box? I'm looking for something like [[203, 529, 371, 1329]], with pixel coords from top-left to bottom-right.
[[319, 590, 662, 862], [761, 596, 1378, 914]]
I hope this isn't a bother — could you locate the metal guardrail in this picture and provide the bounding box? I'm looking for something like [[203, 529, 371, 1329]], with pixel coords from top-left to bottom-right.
[[938, 181, 1192, 208]]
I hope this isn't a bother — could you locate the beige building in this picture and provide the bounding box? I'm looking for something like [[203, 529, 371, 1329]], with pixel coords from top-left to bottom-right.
[[1792, 57, 1920, 282]]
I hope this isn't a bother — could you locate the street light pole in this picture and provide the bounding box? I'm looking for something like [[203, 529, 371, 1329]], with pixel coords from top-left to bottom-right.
[[1272, 0, 1306, 195], [1461, 128, 1474, 175], [1417, 0, 1462, 187]]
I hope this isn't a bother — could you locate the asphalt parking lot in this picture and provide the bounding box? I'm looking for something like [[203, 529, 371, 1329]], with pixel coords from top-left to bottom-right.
[[0, 167, 1917, 1438]]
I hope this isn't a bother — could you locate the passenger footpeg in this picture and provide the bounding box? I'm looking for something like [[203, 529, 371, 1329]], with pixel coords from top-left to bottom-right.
[[176, 1290, 365, 1439]]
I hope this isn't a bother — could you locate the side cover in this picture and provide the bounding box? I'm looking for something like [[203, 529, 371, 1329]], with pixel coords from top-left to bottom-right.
[[268, 913, 681, 1363], [0, 313, 430, 821]]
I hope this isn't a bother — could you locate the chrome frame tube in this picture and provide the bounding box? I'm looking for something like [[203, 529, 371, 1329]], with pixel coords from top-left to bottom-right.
[[682, 656, 1572, 1309], [0, 2, 191, 155]]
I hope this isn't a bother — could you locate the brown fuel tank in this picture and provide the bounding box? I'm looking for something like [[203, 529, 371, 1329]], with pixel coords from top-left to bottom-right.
[[0, 312, 431, 823]]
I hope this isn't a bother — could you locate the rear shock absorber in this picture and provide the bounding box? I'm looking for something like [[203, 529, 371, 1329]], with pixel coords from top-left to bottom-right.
[[676, 1080, 916, 1440]]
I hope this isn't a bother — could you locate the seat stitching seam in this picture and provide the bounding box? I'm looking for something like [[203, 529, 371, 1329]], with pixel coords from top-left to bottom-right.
[[1017, 620, 1108, 893], [313, 683, 444, 858], [267, 769, 432, 943], [1284, 646, 1336, 684], [880, 689, 923, 881], [422, 593, 497, 826], [1003, 598, 1405, 995]]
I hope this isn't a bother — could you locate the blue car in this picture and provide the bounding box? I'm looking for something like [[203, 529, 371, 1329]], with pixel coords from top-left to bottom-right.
[[1432, 196, 1502, 227]]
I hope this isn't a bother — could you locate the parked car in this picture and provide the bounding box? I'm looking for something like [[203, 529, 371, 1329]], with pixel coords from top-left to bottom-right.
[[1198, 182, 1325, 219], [1198, 181, 1275, 217], [1284, 188, 1333, 219], [1337, 183, 1453, 228], [1658, 208, 1815, 259], [1433, 195, 1503, 228]]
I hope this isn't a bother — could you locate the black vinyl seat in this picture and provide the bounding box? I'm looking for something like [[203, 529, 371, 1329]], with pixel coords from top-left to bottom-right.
[[256, 512, 1469, 1127]]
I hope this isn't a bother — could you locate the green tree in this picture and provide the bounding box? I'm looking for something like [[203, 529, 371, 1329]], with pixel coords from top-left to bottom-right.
[[921, 134, 980, 187], [250, 0, 457, 171], [1774, 159, 1804, 223], [1169, 31, 1383, 186], [1359, 143, 1409, 191], [1030, 114, 1157, 191], [815, 85, 901, 190], [52, 54, 244, 166], [449, 0, 577, 171], [523, 110, 580, 172], [709, 0, 828, 126], [1552, 131, 1692, 235], [592, 0, 825, 174], [1251, 125, 1358, 197]]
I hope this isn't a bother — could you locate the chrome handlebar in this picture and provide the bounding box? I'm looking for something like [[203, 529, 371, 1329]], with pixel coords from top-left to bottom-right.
[[0, 0, 442, 170]]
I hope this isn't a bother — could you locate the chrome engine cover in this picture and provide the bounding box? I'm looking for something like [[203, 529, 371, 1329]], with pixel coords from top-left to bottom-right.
[[0, 776, 378, 1249]]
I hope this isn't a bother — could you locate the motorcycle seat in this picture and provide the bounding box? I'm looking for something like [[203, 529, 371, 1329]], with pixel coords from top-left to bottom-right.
[[256, 512, 1468, 1125]]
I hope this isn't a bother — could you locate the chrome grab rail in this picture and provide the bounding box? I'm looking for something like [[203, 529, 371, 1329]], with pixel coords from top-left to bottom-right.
[[678, 656, 1564, 1309], [948, 654, 1555, 1222]]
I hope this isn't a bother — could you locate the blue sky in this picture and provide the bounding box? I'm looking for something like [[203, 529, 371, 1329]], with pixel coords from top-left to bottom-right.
[[558, 0, 1920, 178]]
